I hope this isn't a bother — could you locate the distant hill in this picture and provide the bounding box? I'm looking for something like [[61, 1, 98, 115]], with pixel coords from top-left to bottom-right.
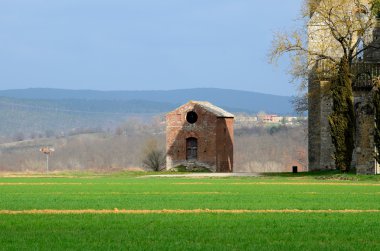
[[0, 88, 294, 138], [0, 88, 293, 114], [0, 97, 172, 137]]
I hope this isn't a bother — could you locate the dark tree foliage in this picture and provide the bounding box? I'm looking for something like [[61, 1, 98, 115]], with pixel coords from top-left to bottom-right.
[[373, 82, 380, 163], [328, 58, 355, 172]]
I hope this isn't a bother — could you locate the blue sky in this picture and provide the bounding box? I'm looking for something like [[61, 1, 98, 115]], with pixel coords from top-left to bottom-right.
[[0, 0, 303, 95]]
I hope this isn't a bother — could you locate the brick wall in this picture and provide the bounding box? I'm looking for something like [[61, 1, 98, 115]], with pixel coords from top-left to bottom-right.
[[166, 102, 233, 172], [216, 118, 233, 172]]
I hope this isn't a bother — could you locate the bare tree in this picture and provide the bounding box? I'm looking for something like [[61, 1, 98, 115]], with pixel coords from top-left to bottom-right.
[[141, 138, 166, 171], [271, 0, 379, 70], [270, 0, 380, 171]]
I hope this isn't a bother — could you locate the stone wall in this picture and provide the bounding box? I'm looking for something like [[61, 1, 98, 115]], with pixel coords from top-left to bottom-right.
[[355, 92, 378, 174], [308, 80, 335, 170], [310, 82, 379, 174], [319, 81, 335, 169], [308, 79, 321, 170]]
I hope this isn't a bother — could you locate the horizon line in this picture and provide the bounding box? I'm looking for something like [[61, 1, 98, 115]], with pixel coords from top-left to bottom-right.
[[0, 87, 292, 97]]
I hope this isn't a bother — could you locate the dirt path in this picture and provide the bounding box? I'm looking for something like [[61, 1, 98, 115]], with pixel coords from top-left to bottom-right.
[[144, 173, 261, 178]]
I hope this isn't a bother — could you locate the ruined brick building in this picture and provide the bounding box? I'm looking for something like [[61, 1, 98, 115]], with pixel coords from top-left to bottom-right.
[[166, 101, 234, 172], [308, 0, 380, 174]]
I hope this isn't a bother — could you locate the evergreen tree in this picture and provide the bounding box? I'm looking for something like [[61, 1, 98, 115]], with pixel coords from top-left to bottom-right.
[[328, 58, 355, 171]]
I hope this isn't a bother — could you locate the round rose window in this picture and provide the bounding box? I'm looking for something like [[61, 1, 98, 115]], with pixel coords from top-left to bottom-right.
[[186, 111, 198, 124]]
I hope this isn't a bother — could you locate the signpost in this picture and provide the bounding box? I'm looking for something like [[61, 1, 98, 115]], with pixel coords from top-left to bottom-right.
[[40, 147, 55, 172]]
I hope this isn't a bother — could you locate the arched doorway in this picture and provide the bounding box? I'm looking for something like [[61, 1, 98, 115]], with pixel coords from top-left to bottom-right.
[[186, 137, 197, 160]]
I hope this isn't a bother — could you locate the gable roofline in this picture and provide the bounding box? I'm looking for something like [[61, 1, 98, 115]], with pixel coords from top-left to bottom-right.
[[167, 101, 234, 118], [189, 101, 234, 118]]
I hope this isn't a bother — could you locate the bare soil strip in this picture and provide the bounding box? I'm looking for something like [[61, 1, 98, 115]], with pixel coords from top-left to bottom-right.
[[0, 173, 73, 178], [0, 183, 82, 186], [8, 192, 231, 195], [302, 192, 380, 195], [1, 209, 379, 215], [0, 182, 143, 186]]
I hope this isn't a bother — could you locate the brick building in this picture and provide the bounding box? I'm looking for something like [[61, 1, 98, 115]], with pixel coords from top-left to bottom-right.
[[166, 101, 234, 172]]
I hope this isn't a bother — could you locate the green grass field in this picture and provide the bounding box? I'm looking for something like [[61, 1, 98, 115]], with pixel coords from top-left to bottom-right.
[[0, 172, 379, 250]]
